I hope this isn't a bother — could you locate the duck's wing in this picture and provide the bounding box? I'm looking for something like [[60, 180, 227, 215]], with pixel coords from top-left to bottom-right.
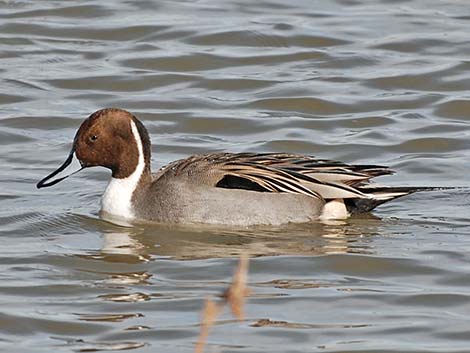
[[159, 152, 432, 213], [227, 153, 393, 184], [204, 152, 395, 200]]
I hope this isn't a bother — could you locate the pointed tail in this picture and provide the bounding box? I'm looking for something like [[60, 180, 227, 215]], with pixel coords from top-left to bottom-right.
[[346, 186, 458, 214]]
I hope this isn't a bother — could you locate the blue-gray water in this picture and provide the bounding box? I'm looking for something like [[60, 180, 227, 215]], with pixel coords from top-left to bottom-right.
[[1, 1, 470, 352]]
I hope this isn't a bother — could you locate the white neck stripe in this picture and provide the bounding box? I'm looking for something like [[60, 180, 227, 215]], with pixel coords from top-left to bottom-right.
[[101, 120, 146, 220], [131, 120, 145, 177]]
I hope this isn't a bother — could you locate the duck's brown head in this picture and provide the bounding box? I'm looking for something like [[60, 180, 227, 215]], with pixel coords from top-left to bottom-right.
[[37, 108, 151, 188]]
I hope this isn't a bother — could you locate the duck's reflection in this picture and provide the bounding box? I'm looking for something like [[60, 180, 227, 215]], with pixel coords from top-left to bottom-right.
[[72, 214, 383, 309], [86, 214, 382, 263], [101, 230, 149, 262]]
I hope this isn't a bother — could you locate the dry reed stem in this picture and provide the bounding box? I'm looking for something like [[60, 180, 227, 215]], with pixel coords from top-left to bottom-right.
[[194, 297, 223, 353], [194, 254, 250, 353], [223, 253, 250, 321]]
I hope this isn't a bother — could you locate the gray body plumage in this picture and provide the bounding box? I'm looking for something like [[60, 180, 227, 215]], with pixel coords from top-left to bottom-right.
[[130, 152, 420, 226]]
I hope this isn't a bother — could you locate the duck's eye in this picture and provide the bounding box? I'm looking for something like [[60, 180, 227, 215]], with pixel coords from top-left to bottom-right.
[[90, 135, 98, 142]]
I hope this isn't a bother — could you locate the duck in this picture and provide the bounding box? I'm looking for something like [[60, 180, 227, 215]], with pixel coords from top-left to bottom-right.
[[37, 108, 437, 226]]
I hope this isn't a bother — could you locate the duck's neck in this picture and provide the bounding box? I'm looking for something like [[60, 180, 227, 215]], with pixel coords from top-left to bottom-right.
[[101, 120, 151, 220]]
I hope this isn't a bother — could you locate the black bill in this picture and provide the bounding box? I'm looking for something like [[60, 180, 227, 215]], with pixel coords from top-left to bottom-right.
[[37, 151, 85, 188]]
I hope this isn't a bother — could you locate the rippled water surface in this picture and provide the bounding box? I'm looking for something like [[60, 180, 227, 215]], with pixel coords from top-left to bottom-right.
[[1, 0, 470, 352]]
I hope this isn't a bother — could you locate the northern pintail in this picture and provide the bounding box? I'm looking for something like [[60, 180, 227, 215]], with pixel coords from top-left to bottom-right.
[[37, 108, 438, 226]]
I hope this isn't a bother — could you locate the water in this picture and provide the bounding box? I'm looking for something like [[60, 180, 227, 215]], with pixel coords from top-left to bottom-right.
[[1, 0, 470, 352]]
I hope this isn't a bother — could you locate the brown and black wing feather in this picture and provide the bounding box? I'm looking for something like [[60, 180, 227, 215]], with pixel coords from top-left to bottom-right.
[[168, 152, 436, 214]]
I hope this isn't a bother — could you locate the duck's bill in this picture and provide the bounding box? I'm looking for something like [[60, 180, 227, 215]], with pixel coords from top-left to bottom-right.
[[37, 151, 85, 188]]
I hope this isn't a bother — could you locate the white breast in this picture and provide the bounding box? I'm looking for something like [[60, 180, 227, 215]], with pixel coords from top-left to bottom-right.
[[101, 120, 145, 220]]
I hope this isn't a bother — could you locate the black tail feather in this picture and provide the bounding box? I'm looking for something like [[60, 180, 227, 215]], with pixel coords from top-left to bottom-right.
[[346, 186, 459, 214]]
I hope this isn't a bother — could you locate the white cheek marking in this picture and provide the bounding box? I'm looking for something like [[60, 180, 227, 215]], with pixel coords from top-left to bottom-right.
[[101, 120, 145, 220], [320, 199, 350, 220]]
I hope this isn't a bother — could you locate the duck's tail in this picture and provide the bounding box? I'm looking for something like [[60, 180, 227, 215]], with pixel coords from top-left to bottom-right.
[[345, 186, 458, 214]]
